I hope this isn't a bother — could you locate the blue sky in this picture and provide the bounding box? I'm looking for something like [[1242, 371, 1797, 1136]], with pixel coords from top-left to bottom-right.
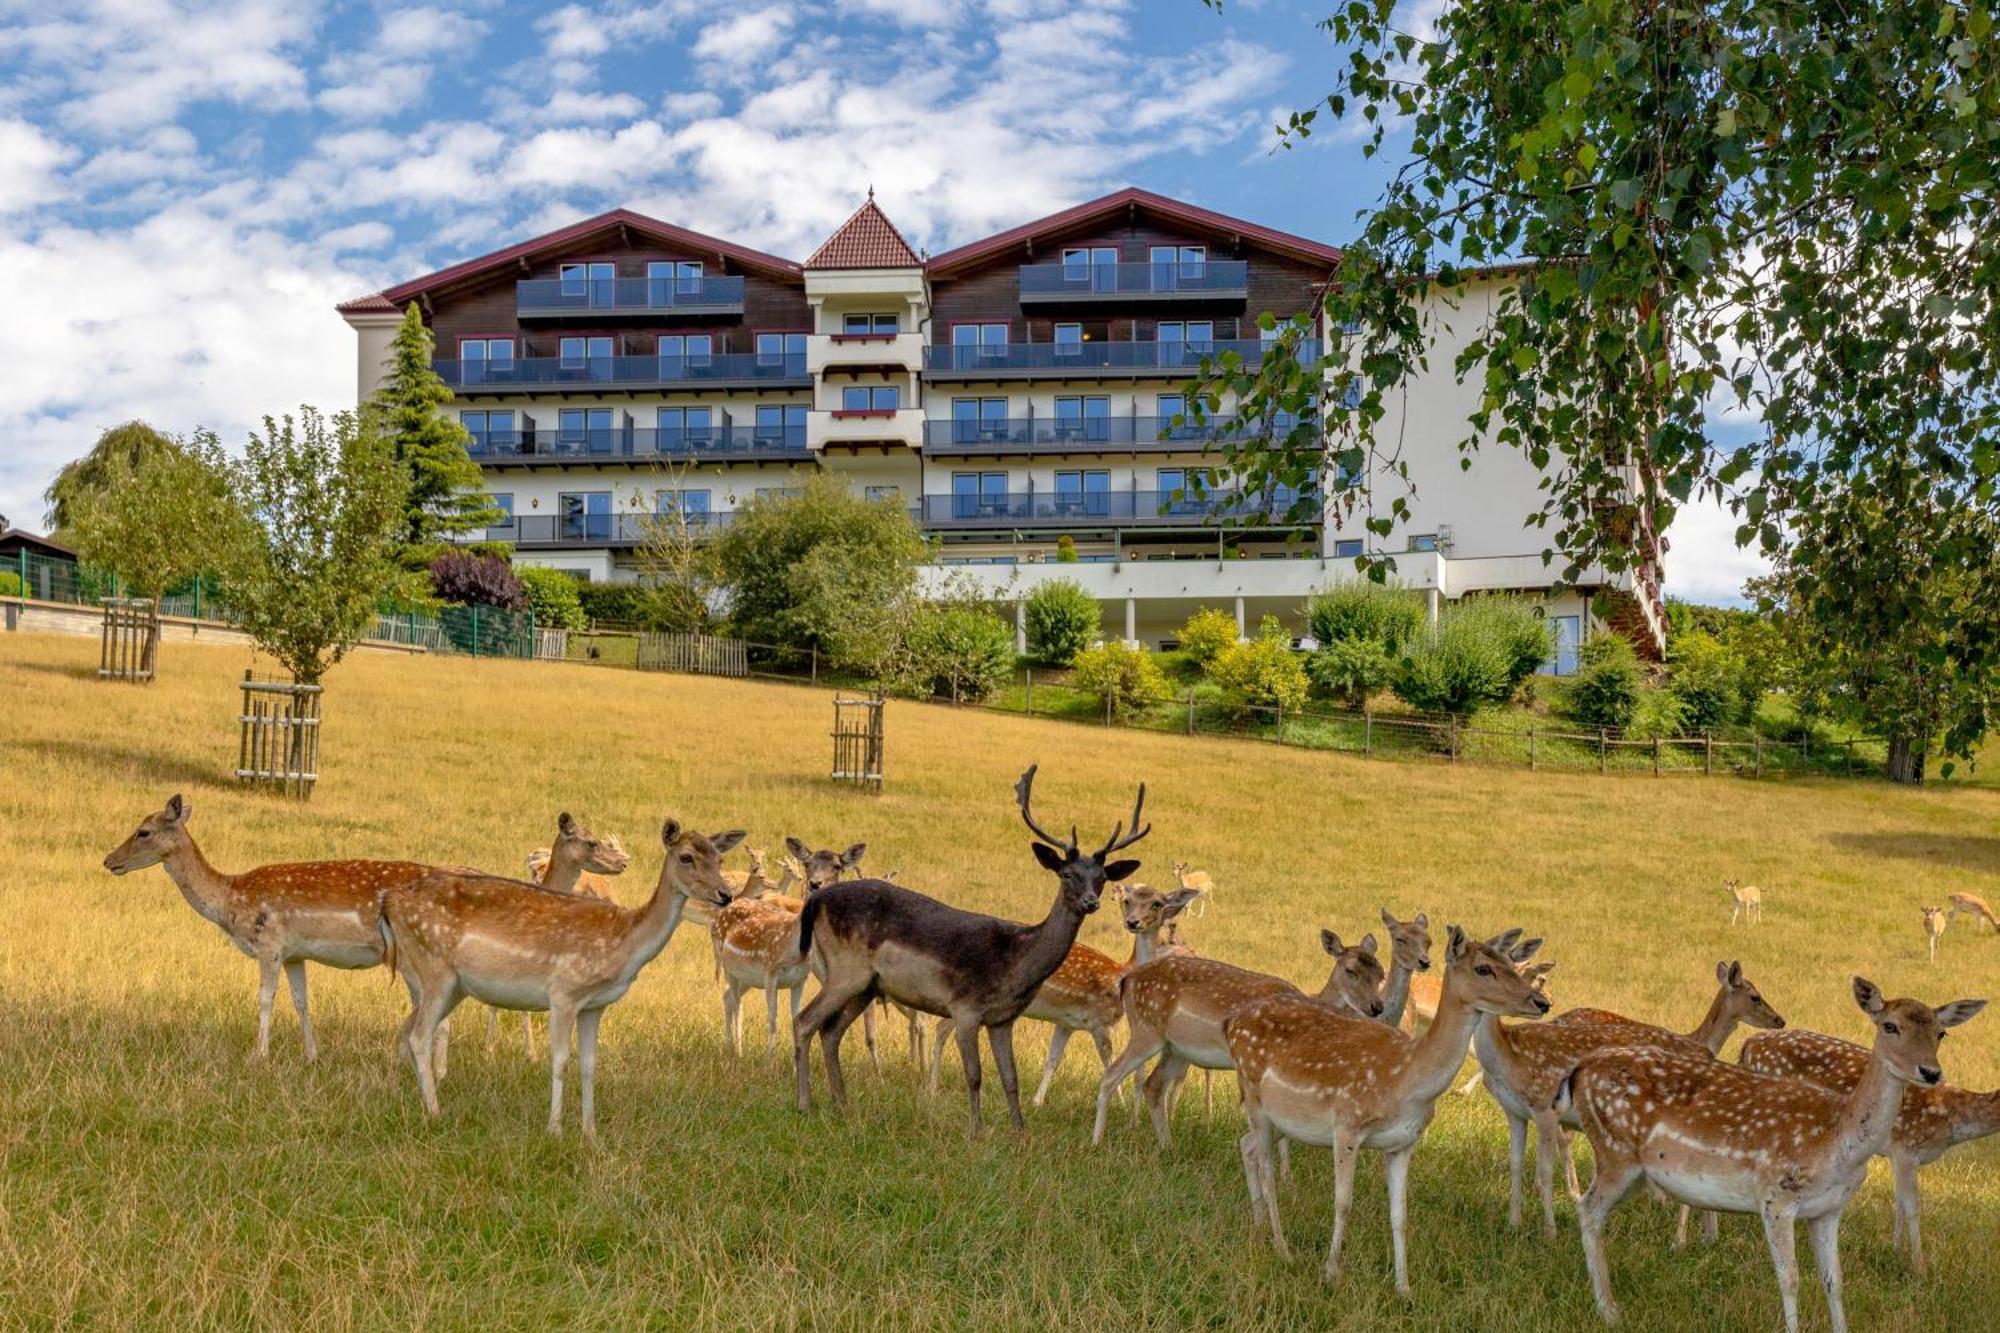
[[0, 0, 1766, 600]]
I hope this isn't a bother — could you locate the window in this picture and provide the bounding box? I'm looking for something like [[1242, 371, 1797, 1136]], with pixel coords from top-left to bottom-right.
[[1053, 323, 1084, 358], [1339, 373, 1364, 409], [646, 260, 703, 304], [1544, 615, 1581, 676], [950, 323, 1009, 367], [1149, 245, 1206, 290], [557, 491, 612, 542], [1156, 321, 1214, 366], [1053, 395, 1110, 441], [1062, 245, 1118, 289], [1408, 533, 1439, 553], [459, 409, 515, 451], [488, 494, 515, 532], [951, 471, 1009, 518], [1054, 469, 1110, 517], [754, 403, 807, 446], [1157, 467, 1210, 515], [658, 334, 712, 377], [656, 489, 712, 523], [841, 385, 898, 412], [559, 336, 613, 378], [951, 397, 1010, 442], [1156, 393, 1192, 439], [755, 486, 804, 501], [559, 261, 615, 306], [756, 332, 807, 370], [558, 408, 615, 454], [656, 407, 714, 451], [843, 312, 899, 335], [458, 338, 514, 384], [865, 485, 902, 502]]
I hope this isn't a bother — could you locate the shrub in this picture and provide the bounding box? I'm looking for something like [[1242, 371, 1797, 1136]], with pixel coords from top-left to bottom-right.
[[1055, 534, 1079, 563], [0, 571, 21, 597], [1628, 685, 1691, 740], [1071, 640, 1172, 718], [1178, 607, 1240, 666], [902, 602, 1015, 701], [1452, 597, 1557, 695], [1305, 581, 1423, 652], [576, 581, 650, 626], [429, 550, 526, 611], [515, 565, 587, 631], [1668, 629, 1745, 732], [1391, 603, 1531, 715], [1307, 636, 1396, 707], [1565, 633, 1644, 730], [1211, 626, 1311, 713], [1023, 578, 1099, 665]]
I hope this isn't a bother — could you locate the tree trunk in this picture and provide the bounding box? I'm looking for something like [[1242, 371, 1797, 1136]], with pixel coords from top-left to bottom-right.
[[1885, 732, 1926, 784]]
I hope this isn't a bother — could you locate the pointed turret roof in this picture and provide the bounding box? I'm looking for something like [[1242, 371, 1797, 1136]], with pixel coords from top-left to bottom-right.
[[805, 194, 922, 270]]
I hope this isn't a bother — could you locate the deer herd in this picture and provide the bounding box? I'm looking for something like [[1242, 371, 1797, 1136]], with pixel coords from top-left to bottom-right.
[[101, 774, 1995, 1333]]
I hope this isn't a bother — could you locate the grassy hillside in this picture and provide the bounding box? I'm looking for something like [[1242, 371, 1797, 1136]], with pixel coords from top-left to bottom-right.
[[1, 630, 1996, 1330]]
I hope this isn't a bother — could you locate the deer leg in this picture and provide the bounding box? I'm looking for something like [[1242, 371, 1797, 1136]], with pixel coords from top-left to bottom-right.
[[1087, 1027, 1126, 1106], [1032, 1026, 1072, 1107], [1279, 1137, 1292, 1183], [1092, 1025, 1165, 1146], [1143, 1054, 1189, 1149], [764, 983, 781, 1063], [546, 1003, 576, 1135], [434, 1013, 450, 1082], [1893, 1153, 1923, 1274], [1204, 1069, 1213, 1115], [1505, 1113, 1528, 1228], [927, 1016, 951, 1095], [1322, 1138, 1360, 1284], [576, 1007, 602, 1140], [1239, 1127, 1267, 1234], [1386, 1146, 1415, 1296], [860, 1003, 880, 1074], [793, 985, 845, 1112], [821, 991, 874, 1108], [1808, 1211, 1847, 1333], [283, 961, 317, 1064], [1674, 1205, 1692, 1250], [1457, 1068, 1485, 1096], [1256, 1111, 1290, 1258], [1703, 1210, 1719, 1245], [988, 1021, 1024, 1131], [1532, 1111, 1565, 1237], [953, 1019, 985, 1137], [905, 1006, 926, 1069], [484, 1006, 498, 1052], [722, 983, 743, 1056], [521, 1010, 535, 1059], [1760, 1202, 1802, 1333], [253, 958, 280, 1059], [406, 977, 460, 1118], [1576, 1152, 1643, 1325]]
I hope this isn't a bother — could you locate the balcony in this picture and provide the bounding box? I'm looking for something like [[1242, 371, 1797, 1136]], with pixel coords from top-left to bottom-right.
[[476, 511, 735, 550], [917, 488, 1319, 531], [807, 331, 925, 375], [435, 352, 810, 395], [922, 415, 1309, 456], [515, 275, 745, 320], [464, 426, 811, 466], [1018, 260, 1249, 304], [922, 338, 1315, 381], [811, 407, 926, 449]]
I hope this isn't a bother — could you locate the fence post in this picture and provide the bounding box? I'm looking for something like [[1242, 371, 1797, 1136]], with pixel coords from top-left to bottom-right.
[[1448, 714, 1459, 762], [1529, 725, 1537, 771], [811, 644, 819, 686], [1599, 728, 1608, 774], [1653, 734, 1662, 776], [471, 604, 481, 658], [1105, 691, 1113, 727], [1275, 702, 1284, 744], [193, 573, 202, 622], [1705, 731, 1714, 776], [1025, 669, 1034, 717], [1186, 690, 1196, 736], [1754, 734, 1764, 779], [1364, 709, 1373, 757]]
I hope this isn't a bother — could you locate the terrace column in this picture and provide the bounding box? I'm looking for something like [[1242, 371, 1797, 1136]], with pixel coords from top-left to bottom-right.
[[1015, 599, 1027, 655], [1233, 596, 1246, 638], [1125, 597, 1137, 646], [1426, 587, 1441, 626]]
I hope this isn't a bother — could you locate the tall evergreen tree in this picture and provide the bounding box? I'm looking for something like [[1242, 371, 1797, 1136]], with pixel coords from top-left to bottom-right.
[[370, 305, 500, 569]]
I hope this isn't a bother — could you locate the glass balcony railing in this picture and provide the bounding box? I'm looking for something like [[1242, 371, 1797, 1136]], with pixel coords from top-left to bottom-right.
[[917, 489, 1319, 528], [463, 426, 810, 462], [516, 275, 745, 316], [434, 352, 809, 390], [922, 415, 1309, 454], [1018, 260, 1249, 300], [921, 338, 1316, 376], [475, 511, 736, 547]]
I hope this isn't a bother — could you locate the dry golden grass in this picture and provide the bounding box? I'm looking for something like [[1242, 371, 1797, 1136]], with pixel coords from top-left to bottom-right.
[[1, 629, 1997, 1331]]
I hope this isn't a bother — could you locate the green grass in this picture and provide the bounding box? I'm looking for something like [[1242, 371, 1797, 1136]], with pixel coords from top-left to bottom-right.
[[2, 630, 1998, 1329]]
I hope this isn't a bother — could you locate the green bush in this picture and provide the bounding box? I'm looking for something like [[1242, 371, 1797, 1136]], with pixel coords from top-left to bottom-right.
[[1307, 636, 1395, 707], [1565, 633, 1644, 730], [515, 565, 587, 631], [1628, 685, 1691, 740], [576, 582, 651, 626], [903, 602, 1015, 701], [1071, 640, 1173, 718], [1453, 597, 1557, 694], [1022, 578, 1099, 665], [1211, 625, 1311, 713], [1305, 581, 1423, 652], [1055, 534, 1079, 563], [1178, 607, 1240, 666], [1668, 629, 1745, 732], [1391, 601, 1543, 716], [0, 571, 22, 598]]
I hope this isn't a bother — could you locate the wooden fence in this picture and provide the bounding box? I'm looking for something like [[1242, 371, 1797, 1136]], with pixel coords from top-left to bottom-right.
[[236, 672, 323, 800], [831, 693, 885, 790], [98, 597, 158, 682], [532, 627, 570, 661], [637, 631, 749, 678]]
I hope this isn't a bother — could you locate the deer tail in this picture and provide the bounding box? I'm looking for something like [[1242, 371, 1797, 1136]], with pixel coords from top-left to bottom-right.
[[375, 889, 398, 980], [796, 894, 822, 962]]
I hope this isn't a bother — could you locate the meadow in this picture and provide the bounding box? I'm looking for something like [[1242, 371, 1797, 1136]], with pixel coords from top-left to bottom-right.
[[1, 628, 1997, 1331]]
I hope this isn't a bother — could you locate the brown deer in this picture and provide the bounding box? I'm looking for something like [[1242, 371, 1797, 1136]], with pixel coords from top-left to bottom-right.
[[1564, 979, 1985, 1333], [1727, 877, 1763, 925], [102, 794, 428, 1063], [1377, 908, 1432, 1028], [495, 816, 634, 1054], [1948, 890, 1998, 933], [710, 857, 814, 1061], [1474, 959, 1785, 1236], [1090, 929, 1388, 1149], [792, 765, 1148, 1134], [380, 817, 742, 1135], [1226, 926, 1551, 1294], [1923, 905, 1947, 962], [1739, 1026, 2000, 1274], [784, 836, 926, 1071]]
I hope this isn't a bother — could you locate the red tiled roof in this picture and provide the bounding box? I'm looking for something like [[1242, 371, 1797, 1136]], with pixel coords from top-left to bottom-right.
[[335, 291, 400, 315], [805, 198, 922, 270], [334, 208, 802, 317], [925, 186, 1343, 276]]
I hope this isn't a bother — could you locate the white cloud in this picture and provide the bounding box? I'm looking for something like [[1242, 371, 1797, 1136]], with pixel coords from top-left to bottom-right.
[[1662, 493, 1772, 606], [544, 90, 648, 124], [692, 7, 795, 66], [316, 6, 489, 122], [0, 119, 71, 213]]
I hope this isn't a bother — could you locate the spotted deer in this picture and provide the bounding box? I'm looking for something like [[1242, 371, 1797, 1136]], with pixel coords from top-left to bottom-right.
[[783, 836, 925, 1070], [710, 856, 815, 1061], [1948, 890, 1997, 933], [496, 816, 634, 1054], [1226, 926, 1552, 1295], [1564, 979, 1986, 1333], [1377, 908, 1432, 1028], [792, 766, 1149, 1135], [1738, 1026, 2000, 1274], [1727, 877, 1763, 925], [1923, 905, 1947, 962], [102, 794, 429, 1063], [1475, 959, 1786, 1236], [1090, 928, 1388, 1149], [380, 817, 742, 1135]]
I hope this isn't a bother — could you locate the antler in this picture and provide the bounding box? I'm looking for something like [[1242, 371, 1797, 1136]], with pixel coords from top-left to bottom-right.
[[1095, 782, 1151, 858], [1015, 764, 1075, 854]]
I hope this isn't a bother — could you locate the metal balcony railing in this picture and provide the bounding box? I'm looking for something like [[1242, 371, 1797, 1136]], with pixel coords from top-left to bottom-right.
[[515, 274, 745, 316], [434, 352, 809, 391], [463, 426, 810, 463], [477, 511, 736, 548], [921, 338, 1315, 376], [916, 488, 1319, 529], [1017, 260, 1249, 301], [922, 415, 1309, 454]]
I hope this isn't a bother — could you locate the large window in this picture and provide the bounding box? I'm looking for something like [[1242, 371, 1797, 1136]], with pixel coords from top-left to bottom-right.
[[656, 489, 712, 523], [1157, 467, 1211, 516], [1333, 538, 1364, 559], [656, 406, 714, 450], [1054, 469, 1110, 517], [1062, 245, 1118, 290], [1156, 321, 1214, 367], [559, 336, 613, 378], [1156, 393, 1196, 440], [841, 385, 898, 412], [842, 312, 899, 334], [458, 338, 514, 384], [756, 332, 807, 371], [646, 260, 702, 304], [559, 261, 615, 306], [1053, 395, 1110, 441], [558, 408, 615, 454], [754, 403, 807, 446], [488, 493, 515, 533], [557, 491, 612, 542], [1544, 615, 1581, 676], [951, 471, 1009, 519], [459, 409, 514, 451], [951, 397, 1009, 443], [1149, 244, 1207, 289], [658, 334, 712, 377], [1408, 533, 1439, 553], [1053, 322, 1084, 358], [950, 322, 1009, 368]]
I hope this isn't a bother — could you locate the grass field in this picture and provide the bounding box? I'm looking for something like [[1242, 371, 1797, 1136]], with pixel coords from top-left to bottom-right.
[[2, 629, 1997, 1331]]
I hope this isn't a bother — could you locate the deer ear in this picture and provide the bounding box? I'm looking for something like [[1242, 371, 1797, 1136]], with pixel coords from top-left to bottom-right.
[[1164, 887, 1201, 912], [710, 830, 747, 855], [1716, 959, 1731, 985], [661, 818, 682, 847], [1320, 928, 1343, 956], [841, 843, 867, 869], [1445, 924, 1468, 963], [1414, 912, 1428, 929], [1510, 936, 1544, 963], [1853, 976, 1885, 1016], [1935, 999, 1988, 1029], [1358, 932, 1379, 957], [1728, 961, 1744, 986], [1032, 842, 1067, 873], [785, 837, 809, 861], [559, 812, 577, 837], [1102, 858, 1142, 883], [1379, 906, 1397, 930], [165, 793, 189, 823]]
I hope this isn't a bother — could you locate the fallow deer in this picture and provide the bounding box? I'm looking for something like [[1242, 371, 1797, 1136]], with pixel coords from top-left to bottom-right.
[[783, 836, 925, 1070], [792, 765, 1149, 1135], [1727, 877, 1763, 925], [1474, 959, 1785, 1236], [1090, 929, 1388, 1149], [710, 856, 814, 1061], [380, 817, 742, 1136], [496, 816, 634, 1054], [1564, 979, 1985, 1333], [1377, 908, 1432, 1028], [1948, 890, 1997, 933], [1226, 926, 1551, 1294], [1170, 860, 1216, 904], [102, 794, 428, 1063], [1923, 905, 1947, 962], [1739, 1026, 2000, 1274]]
